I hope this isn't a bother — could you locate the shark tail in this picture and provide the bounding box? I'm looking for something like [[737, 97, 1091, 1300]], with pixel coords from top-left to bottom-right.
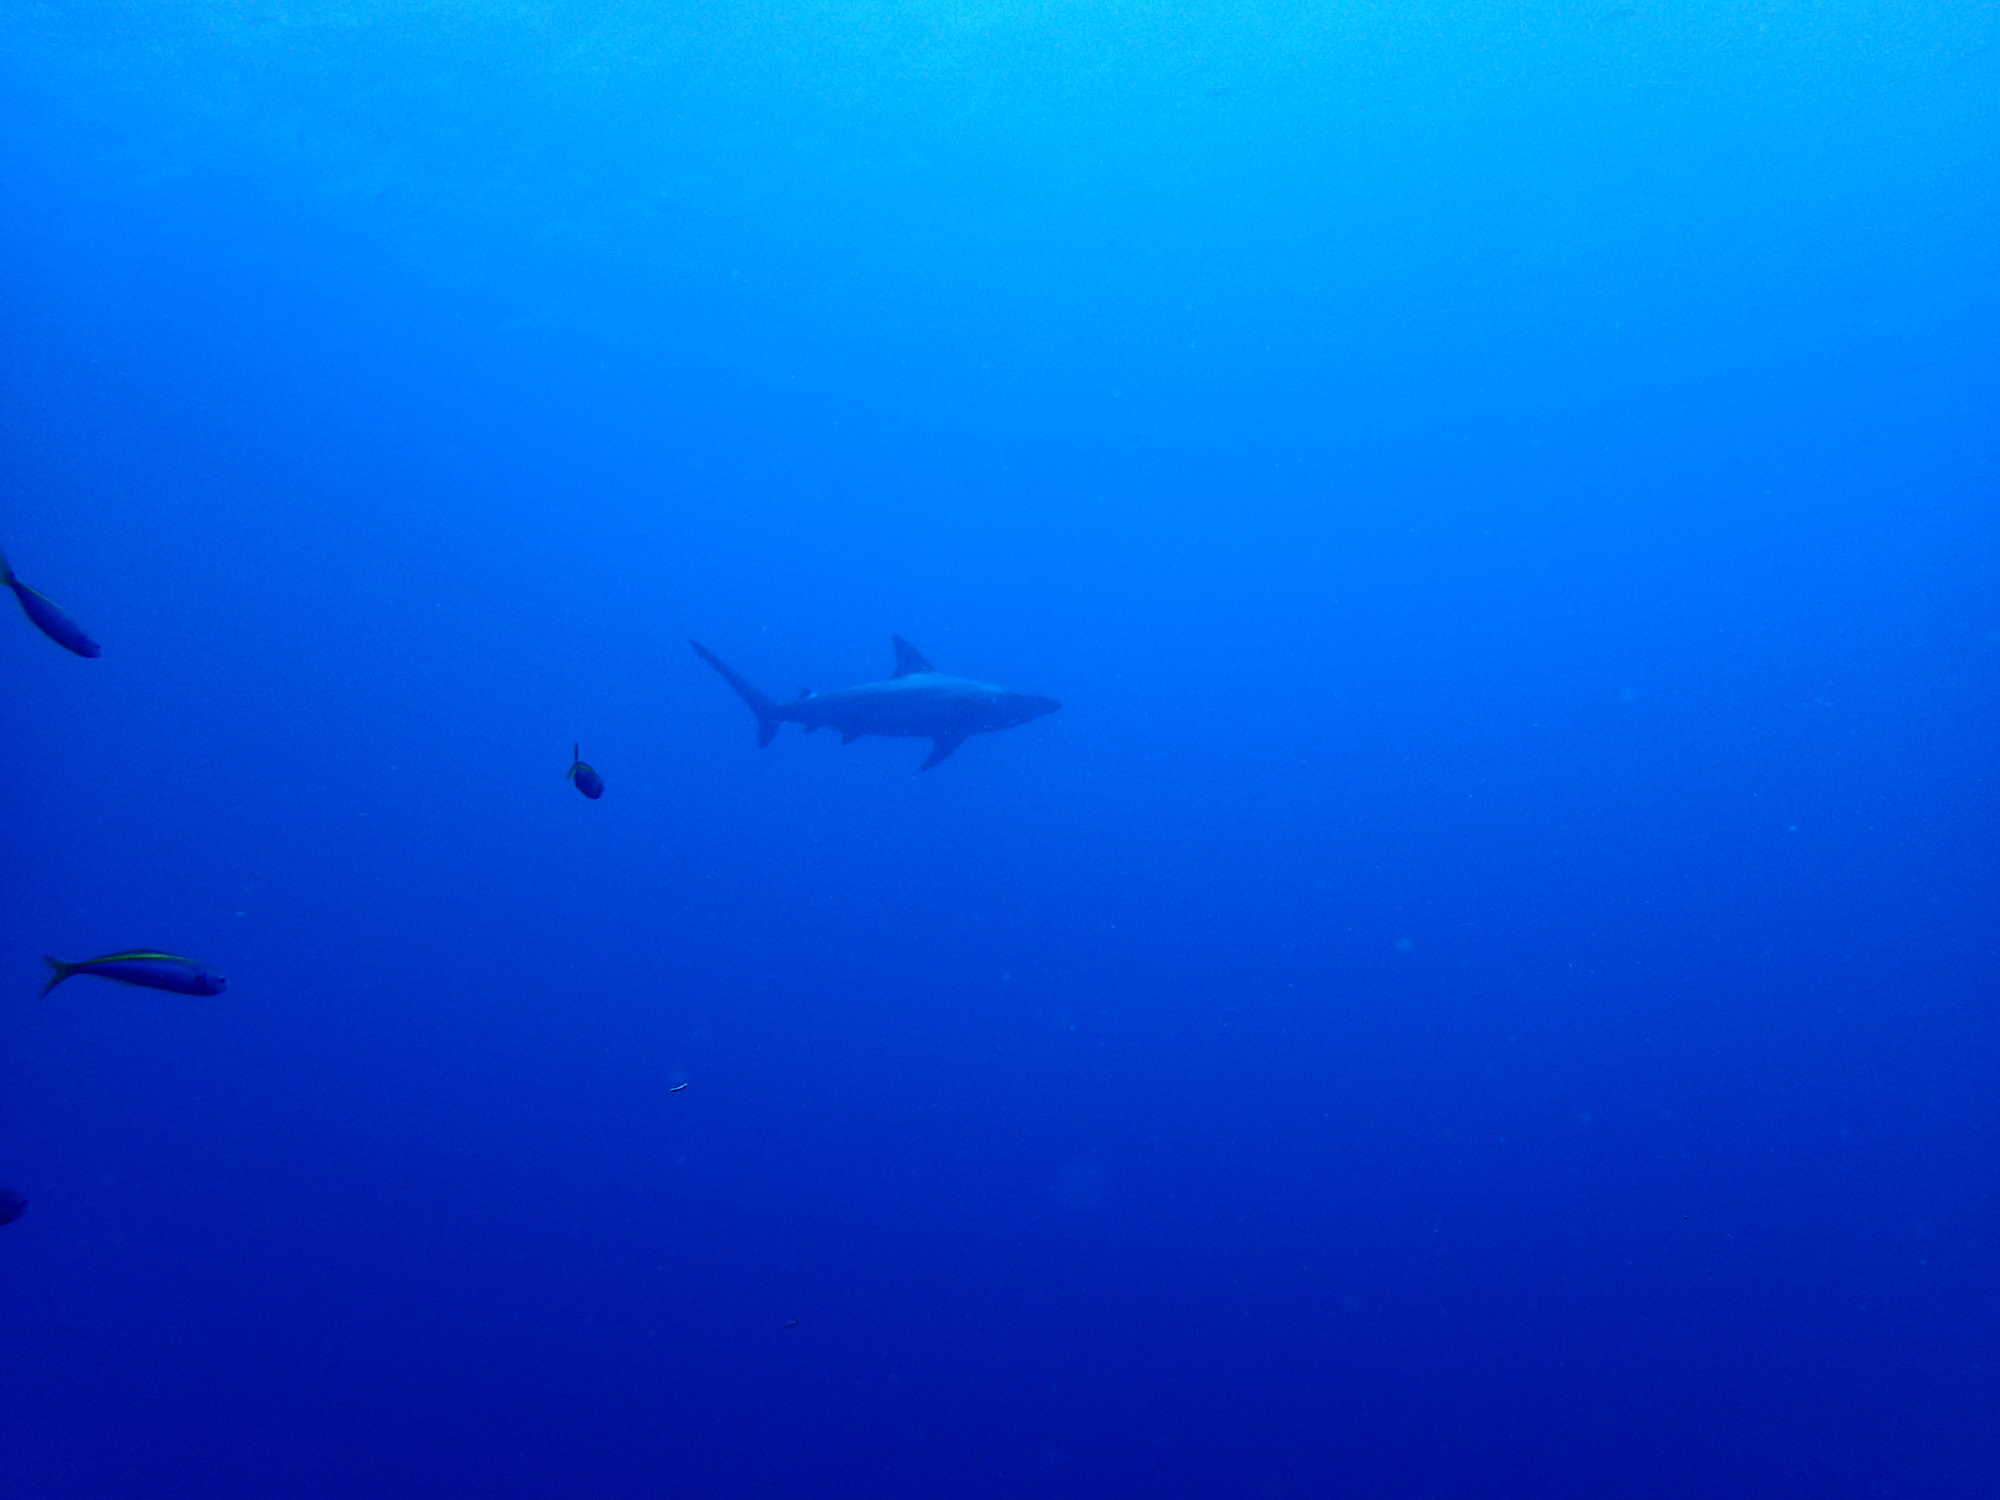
[[690, 641, 784, 748]]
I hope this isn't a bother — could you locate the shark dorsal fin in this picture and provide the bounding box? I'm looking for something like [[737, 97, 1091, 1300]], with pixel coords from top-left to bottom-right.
[[891, 636, 934, 677]]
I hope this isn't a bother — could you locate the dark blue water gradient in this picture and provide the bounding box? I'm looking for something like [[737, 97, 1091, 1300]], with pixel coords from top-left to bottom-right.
[[2, 4, 1996, 1496]]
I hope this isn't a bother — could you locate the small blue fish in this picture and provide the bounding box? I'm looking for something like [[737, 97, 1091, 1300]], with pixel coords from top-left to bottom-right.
[[1, 550, 101, 658], [568, 744, 604, 800], [0, 1189, 25, 1226], [41, 951, 227, 997]]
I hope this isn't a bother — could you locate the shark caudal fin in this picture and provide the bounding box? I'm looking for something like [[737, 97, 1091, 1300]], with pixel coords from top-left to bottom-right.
[[690, 640, 783, 748], [39, 957, 77, 997]]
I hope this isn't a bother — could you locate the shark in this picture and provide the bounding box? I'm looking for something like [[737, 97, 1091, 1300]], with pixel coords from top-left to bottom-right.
[[690, 635, 1060, 770]]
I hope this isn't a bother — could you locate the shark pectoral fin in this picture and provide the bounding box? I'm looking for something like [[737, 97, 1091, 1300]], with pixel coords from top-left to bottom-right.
[[757, 717, 781, 748], [919, 734, 966, 770]]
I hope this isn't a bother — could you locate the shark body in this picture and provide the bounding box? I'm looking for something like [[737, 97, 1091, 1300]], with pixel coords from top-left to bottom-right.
[[691, 636, 1059, 770]]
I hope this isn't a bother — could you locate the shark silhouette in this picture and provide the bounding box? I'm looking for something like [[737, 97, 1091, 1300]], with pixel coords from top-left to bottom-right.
[[691, 636, 1060, 770]]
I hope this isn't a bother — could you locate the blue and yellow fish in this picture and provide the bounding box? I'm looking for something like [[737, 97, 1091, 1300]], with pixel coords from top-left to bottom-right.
[[1, 550, 101, 658], [568, 744, 604, 800], [41, 951, 227, 997]]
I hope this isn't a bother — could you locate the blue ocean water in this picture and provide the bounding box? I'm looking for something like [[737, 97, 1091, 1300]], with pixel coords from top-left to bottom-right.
[[2, 2, 1995, 1494]]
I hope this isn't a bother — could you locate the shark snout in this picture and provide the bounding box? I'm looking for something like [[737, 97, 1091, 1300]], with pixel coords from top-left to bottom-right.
[[1021, 694, 1062, 721]]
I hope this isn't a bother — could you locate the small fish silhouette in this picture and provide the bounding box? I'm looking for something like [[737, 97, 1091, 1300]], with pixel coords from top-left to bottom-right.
[[41, 951, 227, 997], [567, 744, 604, 800], [1, 551, 100, 657]]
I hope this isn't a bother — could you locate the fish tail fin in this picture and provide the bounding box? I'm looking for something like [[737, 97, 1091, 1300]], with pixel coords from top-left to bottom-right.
[[39, 957, 75, 997], [0, 549, 12, 588], [690, 640, 784, 748], [569, 742, 580, 778]]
